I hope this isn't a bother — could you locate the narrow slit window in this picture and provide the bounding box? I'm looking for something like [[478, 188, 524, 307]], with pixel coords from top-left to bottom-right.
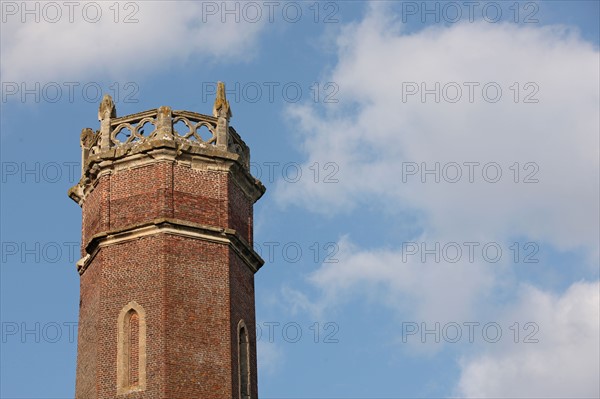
[[117, 301, 146, 394], [238, 321, 250, 399]]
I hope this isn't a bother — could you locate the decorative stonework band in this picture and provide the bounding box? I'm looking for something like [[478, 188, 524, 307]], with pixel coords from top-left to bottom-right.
[[76, 218, 264, 276]]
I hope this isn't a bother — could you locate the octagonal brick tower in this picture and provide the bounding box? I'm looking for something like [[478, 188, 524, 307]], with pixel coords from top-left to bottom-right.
[[68, 83, 265, 399]]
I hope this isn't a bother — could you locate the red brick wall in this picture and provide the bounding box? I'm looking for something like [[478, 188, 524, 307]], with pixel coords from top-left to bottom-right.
[[75, 249, 102, 397], [81, 162, 255, 246], [109, 162, 173, 230], [173, 166, 226, 228], [164, 235, 232, 398], [93, 235, 167, 399], [229, 247, 259, 398], [75, 158, 260, 399], [81, 177, 109, 254], [228, 178, 252, 244]]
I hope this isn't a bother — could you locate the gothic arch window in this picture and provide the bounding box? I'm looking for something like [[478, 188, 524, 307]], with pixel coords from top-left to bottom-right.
[[238, 320, 251, 399], [117, 301, 146, 394]]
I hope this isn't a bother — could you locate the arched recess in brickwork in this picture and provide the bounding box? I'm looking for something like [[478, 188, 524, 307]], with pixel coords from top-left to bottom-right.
[[238, 320, 251, 399], [117, 301, 146, 394]]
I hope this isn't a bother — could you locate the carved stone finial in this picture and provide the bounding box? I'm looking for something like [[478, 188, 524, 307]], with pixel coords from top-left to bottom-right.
[[80, 128, 96, 149], [213, 81, 232, 120], [98, 94, 115, 150], [98, 94, 116, 121], [79, 128, 97, 177], [154, 106, 173, 139], [213, 82, 231, 149]]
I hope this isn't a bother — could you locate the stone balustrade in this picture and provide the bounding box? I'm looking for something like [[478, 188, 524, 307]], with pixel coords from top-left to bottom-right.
[[70, 82, 253, 205]]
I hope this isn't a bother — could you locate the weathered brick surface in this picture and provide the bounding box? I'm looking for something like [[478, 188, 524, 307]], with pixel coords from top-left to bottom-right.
[[75, 249, 102, 396], [229, 247, 258, 398], [228, 178, 252, 245], [75, 157, 262, 399], [109, 162, 172, 229], [81, 177, 110, 254], [173, 166, 226, 228], [97, 236, 167, 398], [164, 236, 232, 397]]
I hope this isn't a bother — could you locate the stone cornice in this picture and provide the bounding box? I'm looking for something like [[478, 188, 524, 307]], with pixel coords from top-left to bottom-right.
[[69, 99, 264, 206], [68, 139, 265, 206], [78, 218, 264, 276]]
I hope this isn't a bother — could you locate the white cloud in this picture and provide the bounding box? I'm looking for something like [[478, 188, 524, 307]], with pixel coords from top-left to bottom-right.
[[456, 281, 600, 398], [297, 235, 498, 325], [1, 1, 264, 83], [282, 235, 599, 393], [276, 5, 599, 396], [276, 5, 599, 257], [257, 340, 284, 376]]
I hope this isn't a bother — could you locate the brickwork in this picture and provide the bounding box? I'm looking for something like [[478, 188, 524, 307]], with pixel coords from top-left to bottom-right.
[[81, 162, 255, 247], [229, 248, 259, 398], [74, 249, 102, 397], [163, 235, 231, 397], [228, 177, 253, 244], [109, 161, 173, 229], [81, 177, 109, 254], [96, 236, 166, 398], [173, 165, 226, 228], [70, 92, 264, 399]]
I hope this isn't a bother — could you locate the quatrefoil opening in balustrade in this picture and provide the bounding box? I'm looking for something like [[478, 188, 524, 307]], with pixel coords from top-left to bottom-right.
[[173, 117, 217, 145], [112, 118, 156, 145]]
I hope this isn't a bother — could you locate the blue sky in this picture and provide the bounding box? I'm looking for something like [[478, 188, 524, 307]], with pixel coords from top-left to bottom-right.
[[1, 1, 599, 398]]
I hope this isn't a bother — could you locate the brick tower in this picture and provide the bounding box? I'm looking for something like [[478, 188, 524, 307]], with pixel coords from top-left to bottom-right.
[[68, 83, 265, 399]]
